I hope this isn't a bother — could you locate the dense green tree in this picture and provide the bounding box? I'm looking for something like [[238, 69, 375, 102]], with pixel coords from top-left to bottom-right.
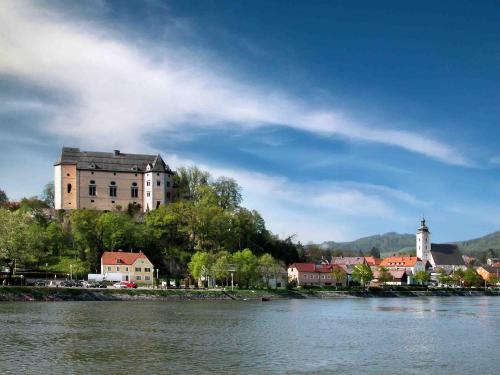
[[213, 251, 233, 285], [369, 247, 381, 258], [436, 268, 451, 286], [233, 248, 258, 288], [414, 270, 430, 285], [46, 221, 65, 256], [377, 266, 393, 286], [258, 253, 280, 288], [96, 212, 134, 251], [352, 264, 373, 287], [462, 267, 483, 287], [0, 209, 47, 280], [330, 267, 346, 287], [174, 166, 211, 202], [451, 269, 465, 287], [188, 251, 214, 282], [212, 177, 242, 210]]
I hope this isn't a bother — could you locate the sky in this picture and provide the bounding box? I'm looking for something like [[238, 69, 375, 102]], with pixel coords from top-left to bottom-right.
[[1, 0, 500, 243]]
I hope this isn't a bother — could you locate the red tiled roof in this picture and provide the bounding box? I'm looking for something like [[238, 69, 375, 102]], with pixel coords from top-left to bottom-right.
[[289, 263, 345, 273], [380, 256, 419, 267], [364, 257, 382, 266], [101, 251, 147, 265]]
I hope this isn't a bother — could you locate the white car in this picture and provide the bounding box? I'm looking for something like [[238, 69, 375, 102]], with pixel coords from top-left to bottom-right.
[[113, 282, 127, 288]]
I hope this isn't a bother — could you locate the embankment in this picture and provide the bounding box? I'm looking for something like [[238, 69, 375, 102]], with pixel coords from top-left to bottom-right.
[[0, 286, 497, 302]]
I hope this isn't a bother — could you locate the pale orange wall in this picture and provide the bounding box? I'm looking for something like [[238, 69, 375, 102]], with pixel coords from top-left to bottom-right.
[[61, 165, 77, 209]]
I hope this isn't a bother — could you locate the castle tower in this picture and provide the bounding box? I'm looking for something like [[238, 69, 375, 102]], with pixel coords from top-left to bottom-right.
[[416, 217, 431, 264]]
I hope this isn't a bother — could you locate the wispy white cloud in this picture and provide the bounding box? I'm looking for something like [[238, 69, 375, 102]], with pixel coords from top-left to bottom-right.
[[0, 0, 472, 166]]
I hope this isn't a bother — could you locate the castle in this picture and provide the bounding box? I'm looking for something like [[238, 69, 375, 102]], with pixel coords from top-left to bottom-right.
[[54, 147, 175, 212]]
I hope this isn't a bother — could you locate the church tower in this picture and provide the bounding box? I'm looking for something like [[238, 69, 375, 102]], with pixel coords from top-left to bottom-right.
[[416, 217, 431, 264]]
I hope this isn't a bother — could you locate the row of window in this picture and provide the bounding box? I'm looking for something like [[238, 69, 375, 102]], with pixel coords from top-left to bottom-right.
[[302, 274, 333, 279], [106, 266, 152, 272], [137, 275, 151, 281], [86, 181, 171, 198]]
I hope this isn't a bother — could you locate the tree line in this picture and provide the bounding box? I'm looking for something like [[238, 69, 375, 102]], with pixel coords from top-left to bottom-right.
[[0, 167, 300, 282]]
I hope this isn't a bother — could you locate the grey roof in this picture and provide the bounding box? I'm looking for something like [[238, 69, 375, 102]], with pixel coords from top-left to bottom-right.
[[55, 147, 173, 174], [331, 257, 366, 266], [430, 244, 465, 266]]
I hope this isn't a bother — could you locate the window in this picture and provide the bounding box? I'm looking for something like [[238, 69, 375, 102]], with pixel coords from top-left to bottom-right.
[[89, 180, 96, 196], [147, 180, 151, 186], [109, 181, 117, 197], [91, 171, 94, 175], [136, 275, 142, 281], [135, 267, 141, 272], [111, 200, 115, 204], [144, 268, 151, 272], [67, 183, 72, 193], [166, 192, 171, 199], [147, 191, 150, 197], [91, 199, 94, 203], [156, 173, 160, 176], [125, 267, 129, 271], [157, 180, 160, 186], [145, 276, 151, 281], [66, 173, 70, 176], [107, 266, 111, 271], [131, 186, 138, 198], [166, 181, 170, 187], [156, 201, 160, 208], [116, 266, 120, 271], [113, 172, 116, 175]]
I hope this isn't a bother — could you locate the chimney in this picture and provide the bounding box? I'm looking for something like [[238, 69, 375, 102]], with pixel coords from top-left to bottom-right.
[[114, 150, 120, 156]]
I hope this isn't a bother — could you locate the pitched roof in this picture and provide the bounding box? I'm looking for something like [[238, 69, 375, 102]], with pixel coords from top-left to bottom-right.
[[101, 251, 148, 265], [331, 257, 367, 266], [289, 263, 345, 273], [380, 256, 419, 267], [364, 256, 382, 266], [55, 147, 173, 174], [478, 265, 498, 274], [373, 269, 407, 280], [430, 244, 464, 266]]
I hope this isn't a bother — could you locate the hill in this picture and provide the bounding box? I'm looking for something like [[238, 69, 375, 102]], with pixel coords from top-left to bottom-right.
[[318, 231, 500, 257]]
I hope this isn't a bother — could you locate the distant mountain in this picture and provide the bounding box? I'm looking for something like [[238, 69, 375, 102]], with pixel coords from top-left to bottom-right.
[[317, 231, 500, 256]]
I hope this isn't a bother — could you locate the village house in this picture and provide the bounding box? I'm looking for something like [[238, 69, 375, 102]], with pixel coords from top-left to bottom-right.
[[476, 265, 499, 284], [372, 269, 408, 286], [100, 251, 155, 285], [54, 147, 175, 212], [364, 256, 382, 267], [380, 256, 426, 285], [288, 263, 347, 287], [330, 257, 366, 284]]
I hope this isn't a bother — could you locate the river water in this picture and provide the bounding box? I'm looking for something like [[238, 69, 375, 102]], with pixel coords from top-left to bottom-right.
[[0, 297, 498, 374]]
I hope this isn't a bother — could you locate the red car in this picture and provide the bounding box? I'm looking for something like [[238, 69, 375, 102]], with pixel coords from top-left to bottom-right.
[[114, 281, 138, 289]]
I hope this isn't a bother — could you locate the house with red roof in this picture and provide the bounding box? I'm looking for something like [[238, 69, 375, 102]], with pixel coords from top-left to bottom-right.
[[379, 256, 427, 285], [287, 263, 346, 287], [101, 250, 155, 285]]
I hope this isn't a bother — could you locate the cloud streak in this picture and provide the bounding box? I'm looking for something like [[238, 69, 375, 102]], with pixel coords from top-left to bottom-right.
[[0, 0, 471, 166]]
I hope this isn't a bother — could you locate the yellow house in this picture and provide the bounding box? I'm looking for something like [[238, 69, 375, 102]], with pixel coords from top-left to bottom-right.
[[101, 251, 154, 285]]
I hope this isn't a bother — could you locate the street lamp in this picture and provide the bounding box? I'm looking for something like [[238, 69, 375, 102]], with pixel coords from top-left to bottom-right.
[[156, 268, 159, 289], [70, 264, 73, 280]]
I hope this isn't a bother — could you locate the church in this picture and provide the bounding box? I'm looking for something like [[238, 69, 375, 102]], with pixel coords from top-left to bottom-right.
[[416, 218, 465, 271]]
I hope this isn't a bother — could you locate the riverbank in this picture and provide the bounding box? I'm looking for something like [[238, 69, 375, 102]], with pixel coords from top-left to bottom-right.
[[0, 286, 498, 302]]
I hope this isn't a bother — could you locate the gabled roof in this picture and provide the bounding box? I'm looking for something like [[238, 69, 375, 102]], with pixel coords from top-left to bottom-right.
[[380, 256, 420, 267], [55, 147, 174, 174], [331, 257, 367, 266], [289, 263, 345, 273], [373, 269, 407, 280], [101, 251, 149, 265], [364, 256, 382, 266], [431, 244, 464, 266]]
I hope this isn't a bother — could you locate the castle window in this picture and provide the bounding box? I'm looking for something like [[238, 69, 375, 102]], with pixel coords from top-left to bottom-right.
[[67, 183, 72, 193], [89, 181, 96, 196], [66, 173, 70, 177], [109, 181, 117, 197], [156, 173, 160, 176], [131, 186, 138, 198], [147, 180, 151, 187], [111, 200, 115, 203], [166, 191, 171, 199], [157, 180, 160, 186], [91, 199, 94, 203], [113, 172, 116, 176], [156, 201, 160, 208], [132, 182, 137, 186], [147, 191, 151, 197]]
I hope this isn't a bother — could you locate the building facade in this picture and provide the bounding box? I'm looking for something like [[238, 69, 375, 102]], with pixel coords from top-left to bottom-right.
[[101, 251, 154, 285], [54, 147, 175, 212], [287, 263, 347, 287]]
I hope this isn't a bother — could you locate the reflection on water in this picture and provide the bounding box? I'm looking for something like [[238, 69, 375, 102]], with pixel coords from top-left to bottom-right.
[[0, 297, 498, 374]]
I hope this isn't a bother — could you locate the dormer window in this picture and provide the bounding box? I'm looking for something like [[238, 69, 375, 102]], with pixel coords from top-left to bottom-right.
[[146, 164, 151, 171], [90, 162, 96, 169]]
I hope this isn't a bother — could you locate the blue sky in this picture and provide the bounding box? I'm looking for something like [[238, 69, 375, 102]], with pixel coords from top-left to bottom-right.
[[1, 0, 500, 243]]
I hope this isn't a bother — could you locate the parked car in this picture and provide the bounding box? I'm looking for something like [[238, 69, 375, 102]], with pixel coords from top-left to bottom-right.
[[114, 281, 138, 289]]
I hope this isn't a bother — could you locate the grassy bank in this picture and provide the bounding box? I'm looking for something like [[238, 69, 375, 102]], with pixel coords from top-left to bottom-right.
[[0, 286, 497, 302]]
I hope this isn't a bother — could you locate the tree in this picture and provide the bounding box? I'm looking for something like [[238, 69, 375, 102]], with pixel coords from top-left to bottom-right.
[[369, 247, 381, 258], [46, 221, 65, 256], [331, 266, 346, 288], [0, 209, 47, 281], [377, 266, 393, 286], [463, 267, 482, 287], [414, 270, 430, 285], [0, 189, 8, 208], [451, 269, 465, 287], [213, 251, 233, 285], [352, 264, 373, 287], [188, 251, 214, 285], [212, 177, 242, 210], [258, 253, 280, 288], [41, 182, 55, 208], [436, 268, 451, 286], [233, 248, 258, 288], [71, 209, 101, 264], [174, 166, 211, 202], [96, 212, 134, 251]]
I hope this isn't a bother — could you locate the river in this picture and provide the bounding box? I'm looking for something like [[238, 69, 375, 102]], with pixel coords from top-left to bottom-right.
[[0, 297, 498, 374]]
